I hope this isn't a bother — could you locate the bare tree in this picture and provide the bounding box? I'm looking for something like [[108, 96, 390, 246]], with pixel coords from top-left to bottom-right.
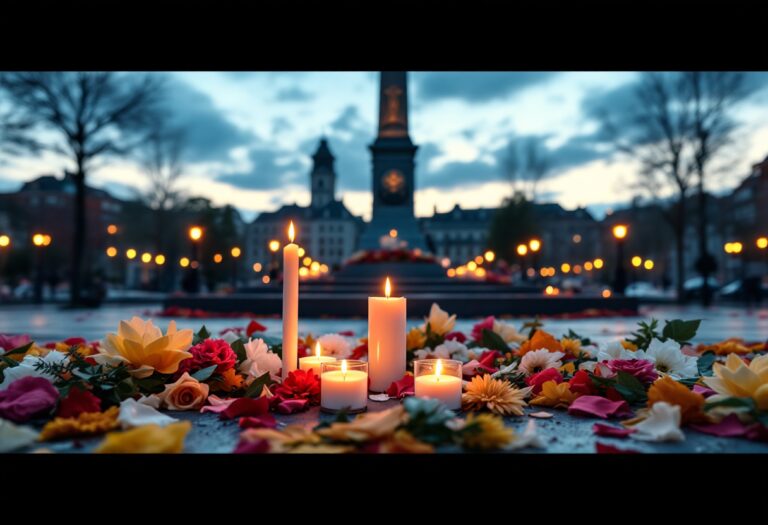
[[0, 100, 39, 156], [0, 72, 162, 306], [502, 137, 550, 201], [685, 72, 750, 306], [598, 73, 697, 302]]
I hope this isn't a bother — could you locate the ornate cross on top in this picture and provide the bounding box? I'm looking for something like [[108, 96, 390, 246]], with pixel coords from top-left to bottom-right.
[[383, 85, 403, 125]]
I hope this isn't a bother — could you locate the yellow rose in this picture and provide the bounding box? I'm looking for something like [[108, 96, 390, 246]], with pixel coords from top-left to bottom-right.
[[406, 327, 427, 351], [423, 303, 456, 336], [95, 422, 191, 453], [157, 372, 209, 410], [94, 317, 193, 378], [703, 354, 768, 411]]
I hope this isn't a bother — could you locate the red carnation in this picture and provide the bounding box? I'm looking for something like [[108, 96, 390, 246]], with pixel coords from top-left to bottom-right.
[[272, 369, 321, 405], [606, 358, 658, 384], [56, 386, 102, 418], [568, 370, 596, 396], [176, 338, 237, 377], [526, 368, 563, 394], [471, 316, 495, 341], [445, 331, 467, 343]]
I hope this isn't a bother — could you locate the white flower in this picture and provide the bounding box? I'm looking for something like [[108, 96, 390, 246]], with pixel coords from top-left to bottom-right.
[[220, 330, 241, 345], [631, 402, 685, 442], [413, 346, 452, 360], [0, 350, 68, 390], [239, 338, 282, 381], [317, 333, 354, 359], [519, 349, 565, 376], [421, 303, 456, 336], [505, 420, 545, 451], [433, 340, 473, 362], [491, 361, 518, 379], [118, 398, 178, 429], [0, 418, 39, 452], [637, 338, 698, 378], [493, 320, 526, 344], [596, 341, 635, 362]]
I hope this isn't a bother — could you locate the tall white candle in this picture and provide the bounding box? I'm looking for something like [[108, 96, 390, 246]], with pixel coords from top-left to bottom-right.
[[368, 277, 406, 392], [282, 221, 298, 380]]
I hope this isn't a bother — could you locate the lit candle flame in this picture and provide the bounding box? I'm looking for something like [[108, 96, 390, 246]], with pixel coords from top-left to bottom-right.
[[436, 359, 443, 381], [385, 276, 391, 298], [315, 341, 322, 358], [288, 221, 295, 243]]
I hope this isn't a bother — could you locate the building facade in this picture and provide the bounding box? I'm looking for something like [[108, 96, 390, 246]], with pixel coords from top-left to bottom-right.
[[246, 139, 363, 274]]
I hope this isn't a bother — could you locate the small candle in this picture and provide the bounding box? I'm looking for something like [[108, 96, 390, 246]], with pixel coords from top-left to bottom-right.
[[321, 359, 368, 414], [282, 221, 299, 380], [414, 359, 462, 410], [368, 276, 406, 392], [299, 342, 336, 376]]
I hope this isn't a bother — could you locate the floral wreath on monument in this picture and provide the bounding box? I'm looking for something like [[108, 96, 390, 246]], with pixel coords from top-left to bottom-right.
[[1, 304, 767, 453], [345, 248, 437, 265]]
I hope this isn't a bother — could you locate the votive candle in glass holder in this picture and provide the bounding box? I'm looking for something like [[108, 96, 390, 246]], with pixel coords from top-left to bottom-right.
[[320, 359, 368, 414], [414, 359, 463, 410], [299, 342, 336, 376]]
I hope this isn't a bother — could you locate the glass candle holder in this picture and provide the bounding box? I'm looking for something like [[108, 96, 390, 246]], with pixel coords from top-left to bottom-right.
[[414, 359, 463, 410], [320, 360, 368, 414]]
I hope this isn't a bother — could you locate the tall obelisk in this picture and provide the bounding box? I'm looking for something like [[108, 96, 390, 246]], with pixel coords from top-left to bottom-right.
[[359, 71, 426, 250]]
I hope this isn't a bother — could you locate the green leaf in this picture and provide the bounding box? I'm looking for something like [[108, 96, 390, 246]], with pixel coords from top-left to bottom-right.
[[191, 364, 217, 382], [245, 371, 275, 398], [614, 371, 647, 404], [134, 375, 168, 394], [230, 339, 247, 362], [2, 342, 34, 357], [704, 396, 755, 412], [1, 355, 20, 368], [662, 319, 701, 345], [193, 325, 211, 344], [480, 328, 509, 354], [697, 351, 716, 377]]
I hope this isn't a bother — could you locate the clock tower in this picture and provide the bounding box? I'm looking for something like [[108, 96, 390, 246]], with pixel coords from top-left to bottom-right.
[[360, 71, 426, 250]]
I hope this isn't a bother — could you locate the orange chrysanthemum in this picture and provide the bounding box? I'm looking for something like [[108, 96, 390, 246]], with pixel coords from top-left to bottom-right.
[[530, 380, 580, 409], [696, 338, 751, 356], [462, 374, 531, 416], [379, 429, 435, 453], [621, 340, 638, 352], [212, 368, 245, 393], [39, 406, 120, 442], [518, 330, 563, 356], [647, 376, 708, 425]]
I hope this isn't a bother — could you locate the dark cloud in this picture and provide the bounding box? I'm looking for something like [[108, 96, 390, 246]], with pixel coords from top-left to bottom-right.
[[419, 158, 499, 189], [414, 72, 557, 103], [217, 147, 306, 190], [161, 76, 254, 162], [274, 86, 314, 102]]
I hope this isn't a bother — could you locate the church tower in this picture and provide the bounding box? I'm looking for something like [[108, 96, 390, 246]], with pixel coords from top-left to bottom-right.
[[359, 71, 426, 250], [310, 137, 336, 208]]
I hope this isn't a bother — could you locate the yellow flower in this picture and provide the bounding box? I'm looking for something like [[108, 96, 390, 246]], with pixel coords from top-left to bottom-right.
[[559, 362, 576, 375], [697, 338, 751, 356], [406, 327, 427, 351], [531, 380, 580, 409], [462, 374, 531, 416], [560, 337, 583, 358], [39, 406, 120, 441], [95, 421, 191, 453], [703, 354, 768, 411], [462, 413, 515, 450], [379, 429, 434, 454], [423, 303, 456, 336], [621, 340, 638, 352], [240, 425, 349, 453], [517, 330, 563, 356], [212, 368, 244, 393], [647, 376, 708, 425], [316, 405, 407, 442], [93, 317, 193, 378]]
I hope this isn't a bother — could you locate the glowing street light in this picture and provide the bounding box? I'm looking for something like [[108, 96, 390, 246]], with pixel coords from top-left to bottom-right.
[[484, 250, 495, 262], [180, 257, 190, 268], [560, 262, 571, 273], [474, 255, 483, 265], [389, 229, 398, 238], [757, 237, 768, 250], [231, 246, 241, 258], [213, 253, 223, 263], [611, 224, 628, 294], [32, 233, 47, 247], [516, 244, 528, 256], [631, 255, 642, 268], [141, 252, 152, 264], [584, 261, 593, 271], [529, 238, 541, 252], [189, 226, 203, 242], [269, 240, 280, 253], [155, 254, 166, 265], [467, 260, 478, 272], [593, 258, 604, 269], [252, 262, 262, 272], [107, 224, 118, 235], [106, 246, 118, 257], [0, 234, 9, 247], [643, 259, 654, 270], [612, 224, 628, 240], [126, 248, 137, 260]]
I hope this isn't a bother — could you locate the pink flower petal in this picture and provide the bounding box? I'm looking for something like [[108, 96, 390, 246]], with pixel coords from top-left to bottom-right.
[[274, 398, 309, 414], [568, 395, 633, 419], [690, 414, 752, 438], [238, 414, 277, 429], [593, 423, 635, 438], [0, 377, 59, 423], [200, 395, 237, 414], [220, 396, 271, 420], [385, 375, 414, 399], [692, 385, 717, 398]]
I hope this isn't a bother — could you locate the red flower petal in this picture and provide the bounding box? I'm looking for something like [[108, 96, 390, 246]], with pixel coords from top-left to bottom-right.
[[233, 439, 271, 454], [220, 396, 271, 420], [593, 423, 635, 438], [56, 386, 102, 418], [595, 442, 641, 454], [385, 374, 415, 399], [0, 377, 59, 423], [246, 320, 267, 337], [238, 414, 277, 429], [274, 398, 309, 414]]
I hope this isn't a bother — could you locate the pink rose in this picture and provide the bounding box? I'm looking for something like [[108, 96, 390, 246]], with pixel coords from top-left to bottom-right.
[[605, 359, 658, 384], [0, 334, 31, 352]]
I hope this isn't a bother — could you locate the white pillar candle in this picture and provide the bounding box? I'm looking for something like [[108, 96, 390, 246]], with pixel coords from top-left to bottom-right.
[[299, 342, 336, 376], [368, 277, 406, 392], [414, 359, 463, 410], [320, 360, 368, 413], [282, 221, 299, 380]]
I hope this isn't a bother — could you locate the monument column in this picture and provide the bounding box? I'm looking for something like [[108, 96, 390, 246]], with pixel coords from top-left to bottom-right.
[[360, 71, 426, 250]]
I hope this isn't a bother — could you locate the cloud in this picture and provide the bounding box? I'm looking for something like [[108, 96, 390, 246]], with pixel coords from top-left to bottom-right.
[[419, 158, 499, 189], [414, 72, 557, 103], [217, 147, 306, 190], [161, 76, 254, 162], [271, 117, 294, 135], [274, 86, 314, 102]]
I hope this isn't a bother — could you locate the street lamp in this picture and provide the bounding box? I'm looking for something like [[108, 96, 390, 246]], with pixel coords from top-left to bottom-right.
[[0, 234, 10, 248], [230, 246, 241, 287], [32, 232, 51, 304], [188, 226, 203, 294], [612, 224, 628, 294]]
